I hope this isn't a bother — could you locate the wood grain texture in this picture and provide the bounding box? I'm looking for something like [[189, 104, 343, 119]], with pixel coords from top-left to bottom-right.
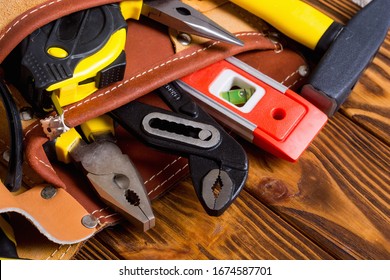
[[341, 38, 390, 144], [244, 114, 390, 259], [76, 178, 333, 260], [74, 0, 389, 260]]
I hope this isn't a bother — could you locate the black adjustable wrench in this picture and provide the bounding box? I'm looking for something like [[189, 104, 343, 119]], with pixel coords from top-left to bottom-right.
[[110, 81, 249, 216]]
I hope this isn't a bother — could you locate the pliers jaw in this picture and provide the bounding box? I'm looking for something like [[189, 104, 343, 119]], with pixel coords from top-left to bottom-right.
[[74, 140, 155, 231], [87, 171, 155, 232], [142, 0, 244, 46], [55, 126, 155, 231]]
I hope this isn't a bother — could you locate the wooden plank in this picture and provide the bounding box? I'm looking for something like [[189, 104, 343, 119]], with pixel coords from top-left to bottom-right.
[[243, 114, 390, 259], [75, 179, 333, 260]]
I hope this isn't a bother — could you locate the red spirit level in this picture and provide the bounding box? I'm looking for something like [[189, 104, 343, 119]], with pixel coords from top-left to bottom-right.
[[178, 57, 328, 162]]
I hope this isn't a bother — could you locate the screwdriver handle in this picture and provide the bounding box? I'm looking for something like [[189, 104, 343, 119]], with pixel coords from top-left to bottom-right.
[[230, 0, 340, 51]]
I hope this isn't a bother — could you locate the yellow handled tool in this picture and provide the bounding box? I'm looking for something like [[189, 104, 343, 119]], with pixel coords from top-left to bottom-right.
[[230, 0, 341, 52], [231, 0, 390, 117]]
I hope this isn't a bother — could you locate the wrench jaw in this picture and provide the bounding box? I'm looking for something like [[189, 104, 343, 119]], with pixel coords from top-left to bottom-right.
[[190, 157, 248, 216], [202, 169, 234, 216]]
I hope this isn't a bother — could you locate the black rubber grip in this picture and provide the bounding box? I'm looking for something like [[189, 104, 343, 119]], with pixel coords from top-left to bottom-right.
[[301, 0, 390, 116]]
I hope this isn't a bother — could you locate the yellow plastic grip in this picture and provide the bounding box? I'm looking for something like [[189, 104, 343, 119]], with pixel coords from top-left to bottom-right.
[[79, 115, 115, 142], [55, 128, 82, 164], [47, 28, 127, 113], [120, 0, 144, 20], [230, 0, 334, 50]]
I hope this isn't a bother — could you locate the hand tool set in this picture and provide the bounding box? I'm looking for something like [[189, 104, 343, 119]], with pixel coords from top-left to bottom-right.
[[0, 0, 388, 257]]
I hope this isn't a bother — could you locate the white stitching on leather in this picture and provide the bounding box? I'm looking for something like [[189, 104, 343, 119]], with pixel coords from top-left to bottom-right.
[[143, 157, 182, 185], [64, 32, 268, 113], [46, 244, 72, 260], [91, 207, 119, 224], [64, 41, 219, 112], [23, 123, 40, 140], [34, 156, 55, 171], [46, 245, 61, 260], [96, 213, 118, 225], [91, 207, 109, 215], [58, 244, 72, 260], [0, 0, 63, 42], [148, 163, 189, 196], [280, 68, 304, 88], [281, 69, 299, 85]]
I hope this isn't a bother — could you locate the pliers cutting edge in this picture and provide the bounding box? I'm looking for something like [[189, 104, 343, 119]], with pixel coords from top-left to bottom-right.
[[110, 81, 249, 216]]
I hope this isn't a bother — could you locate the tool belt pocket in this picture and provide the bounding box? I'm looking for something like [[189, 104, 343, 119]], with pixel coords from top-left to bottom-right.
[[0, 0, 308, 259]]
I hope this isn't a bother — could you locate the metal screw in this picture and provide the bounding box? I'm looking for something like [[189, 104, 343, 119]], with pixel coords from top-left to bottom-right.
[[20, 107, 34, 121], [2, 150, 10, 163], [41, 185, 57, 199], [177, 33, 192, 46], [81, 214, 98, 229], [298, 65, 309, 77]]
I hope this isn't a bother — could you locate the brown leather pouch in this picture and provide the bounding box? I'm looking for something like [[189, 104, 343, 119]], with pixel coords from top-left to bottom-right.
[[0, 0, 307, 259]]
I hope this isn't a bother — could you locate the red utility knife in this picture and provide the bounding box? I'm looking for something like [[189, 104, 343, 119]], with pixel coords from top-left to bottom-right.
[[178, 57, 328, 162]]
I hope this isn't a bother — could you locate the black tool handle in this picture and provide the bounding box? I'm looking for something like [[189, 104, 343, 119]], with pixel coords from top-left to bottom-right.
[[0, 80, 23, 192], [301, 0, 390, 116], [111, 85, 247, 171]]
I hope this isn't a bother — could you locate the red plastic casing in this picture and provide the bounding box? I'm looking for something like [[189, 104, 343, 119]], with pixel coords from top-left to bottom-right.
[[180, 57, 328, 162]]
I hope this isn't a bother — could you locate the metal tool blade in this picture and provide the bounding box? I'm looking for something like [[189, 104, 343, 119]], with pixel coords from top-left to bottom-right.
[[142, 0, 244, 46], [71, 140, 155, 231]]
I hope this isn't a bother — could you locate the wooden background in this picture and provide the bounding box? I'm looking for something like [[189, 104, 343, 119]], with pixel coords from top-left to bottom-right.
[[74, 0, 390, 260]]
